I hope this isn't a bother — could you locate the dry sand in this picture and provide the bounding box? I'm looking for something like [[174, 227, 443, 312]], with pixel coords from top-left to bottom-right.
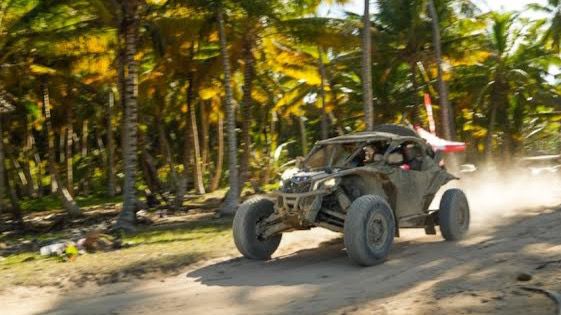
[[2, 172, 561, 315]]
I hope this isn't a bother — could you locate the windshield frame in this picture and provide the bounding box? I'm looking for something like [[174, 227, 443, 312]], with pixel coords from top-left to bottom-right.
[[302, 141, 367, 171]]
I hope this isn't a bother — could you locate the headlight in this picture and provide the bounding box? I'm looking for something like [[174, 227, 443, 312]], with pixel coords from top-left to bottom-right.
[[322, 178, 338, 188], [281, 168, 299, 181]]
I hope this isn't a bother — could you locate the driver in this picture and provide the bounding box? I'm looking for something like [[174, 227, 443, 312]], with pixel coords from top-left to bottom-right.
[[363, 145, 383, 164]]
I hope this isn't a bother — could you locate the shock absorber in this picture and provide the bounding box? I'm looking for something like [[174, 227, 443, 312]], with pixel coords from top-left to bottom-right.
[[335, 188, 352, 212]]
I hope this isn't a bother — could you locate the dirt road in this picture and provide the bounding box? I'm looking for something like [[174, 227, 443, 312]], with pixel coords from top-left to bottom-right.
[[3, 200, 561, 315], [3, 175, 561, 315]]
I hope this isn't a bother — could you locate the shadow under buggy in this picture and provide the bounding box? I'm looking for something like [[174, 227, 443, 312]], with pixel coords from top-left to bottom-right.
[[234, 125, 470, 266]]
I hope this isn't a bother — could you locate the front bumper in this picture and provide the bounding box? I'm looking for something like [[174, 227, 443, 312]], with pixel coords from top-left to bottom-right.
[[272, 189, 329, 226]]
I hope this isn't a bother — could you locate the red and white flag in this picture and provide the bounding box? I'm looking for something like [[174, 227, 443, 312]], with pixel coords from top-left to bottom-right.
[[415, 127, 466, 153], [424, 93, 436, 134]]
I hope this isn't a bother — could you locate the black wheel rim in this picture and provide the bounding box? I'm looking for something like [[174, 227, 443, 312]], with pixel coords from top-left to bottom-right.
[[367, 212, 388, 251], [255, 215, 268, 241]]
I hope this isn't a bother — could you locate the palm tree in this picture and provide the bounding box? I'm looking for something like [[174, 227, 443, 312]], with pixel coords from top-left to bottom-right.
[[0, 93, 24, 227], [239, 33, 255, 184], [0, 0, 15, 215], [107, 90, 116, 197], [41, 83, 81, 216], [427, 0, 454, 140], [217, 5, 239, 214], [0, 112, 5, 214], [0, 92, 14, 215], [271, 14, 358, 140], [116, 0, 142, 231], [0, 0, 109, 216], [362, 0, 374, 130], [187, 77, 206, 195], [465, 12, 558, 162], [374, 0, 433, 123], [530, 0, 561, 53], [317, 46, 329, 139]]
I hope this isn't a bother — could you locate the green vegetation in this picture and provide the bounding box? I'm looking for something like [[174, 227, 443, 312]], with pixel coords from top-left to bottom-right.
[[0, 215, 235, 289], [0, 0, 559, 224], [19, 195, 123, 213], [124, 219, 231, 245]]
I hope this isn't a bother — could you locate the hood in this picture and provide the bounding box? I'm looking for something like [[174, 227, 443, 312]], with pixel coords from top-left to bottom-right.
[[280, 169, 336, 193]]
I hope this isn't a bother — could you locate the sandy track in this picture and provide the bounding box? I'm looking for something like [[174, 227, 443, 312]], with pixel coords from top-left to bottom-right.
[[3, 201, 561, 315]]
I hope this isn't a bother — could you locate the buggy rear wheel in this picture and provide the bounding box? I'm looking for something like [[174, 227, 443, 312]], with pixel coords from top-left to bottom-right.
[[233, 196, 282, 260], [344, 195, 395, 266], [439, 189, 470, 241]]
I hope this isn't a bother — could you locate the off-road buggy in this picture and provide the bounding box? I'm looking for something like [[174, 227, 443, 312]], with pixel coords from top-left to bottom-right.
[[233, 125, 470, 266]]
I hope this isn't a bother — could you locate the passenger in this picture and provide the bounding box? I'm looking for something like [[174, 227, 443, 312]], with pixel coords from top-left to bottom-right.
[[363, 145, 375, 163], [402, 143, 423, 170]]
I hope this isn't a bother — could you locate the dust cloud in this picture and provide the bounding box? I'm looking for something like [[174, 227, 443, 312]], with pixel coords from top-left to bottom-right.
[[451, 168, 561, 229]]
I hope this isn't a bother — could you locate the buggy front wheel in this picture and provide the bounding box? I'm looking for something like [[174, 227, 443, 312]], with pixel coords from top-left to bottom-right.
[[233, 196, 282, 260], [344, 195, 395, 266]]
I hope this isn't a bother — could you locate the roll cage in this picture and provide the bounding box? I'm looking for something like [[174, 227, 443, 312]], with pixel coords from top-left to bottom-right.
[[302, 132, 434, 171]]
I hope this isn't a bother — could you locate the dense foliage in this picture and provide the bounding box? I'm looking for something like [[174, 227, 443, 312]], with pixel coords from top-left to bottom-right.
[[0, 0, 560, 227]]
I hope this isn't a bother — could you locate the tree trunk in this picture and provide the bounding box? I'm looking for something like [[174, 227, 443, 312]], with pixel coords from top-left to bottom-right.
[[188, 83, 205, 195], [152, 91, 178, 192], [510, 97, 525, 155], [239, 36, 255, 188], [361, 0, 374, 130], [0, 115, 6, 214], [72, 131, 79, 153], [23, 126, 36, 197], [427, 0, 454, 140], [261, 109, 277, 187], [139, 135, 163, 198], [116, 0, 140, 230], [5, 159, 24, 229], [58, 127, 65, 164], [299, 116, 308, 155], [209, 112, 224, 192], [325, 73, 346, 136], [96, 130, 105, 159], [173, 87, 194, 210], [157, 119, 179, 192], [200, 100, 210, 170], [174, 137, 191, 210], [410, 60, 421, 125], [80, 119, 91, 194], [485, 102, 497, 163], [22, 159, 34, 197], [317, 46, 329, 139], [107, 90, 116, 197], [65, 114, 74, 195], [3, 142, 25, 227], [81, 120, 88, 158], [174, 177, 187, 210], [30, 135, 43, 197], [41, 84, 81, 216], [48, 122, 58, 194], [255, 86, 279, 187], [10, 155, 27, 195], [218, 7, 240, 214]]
